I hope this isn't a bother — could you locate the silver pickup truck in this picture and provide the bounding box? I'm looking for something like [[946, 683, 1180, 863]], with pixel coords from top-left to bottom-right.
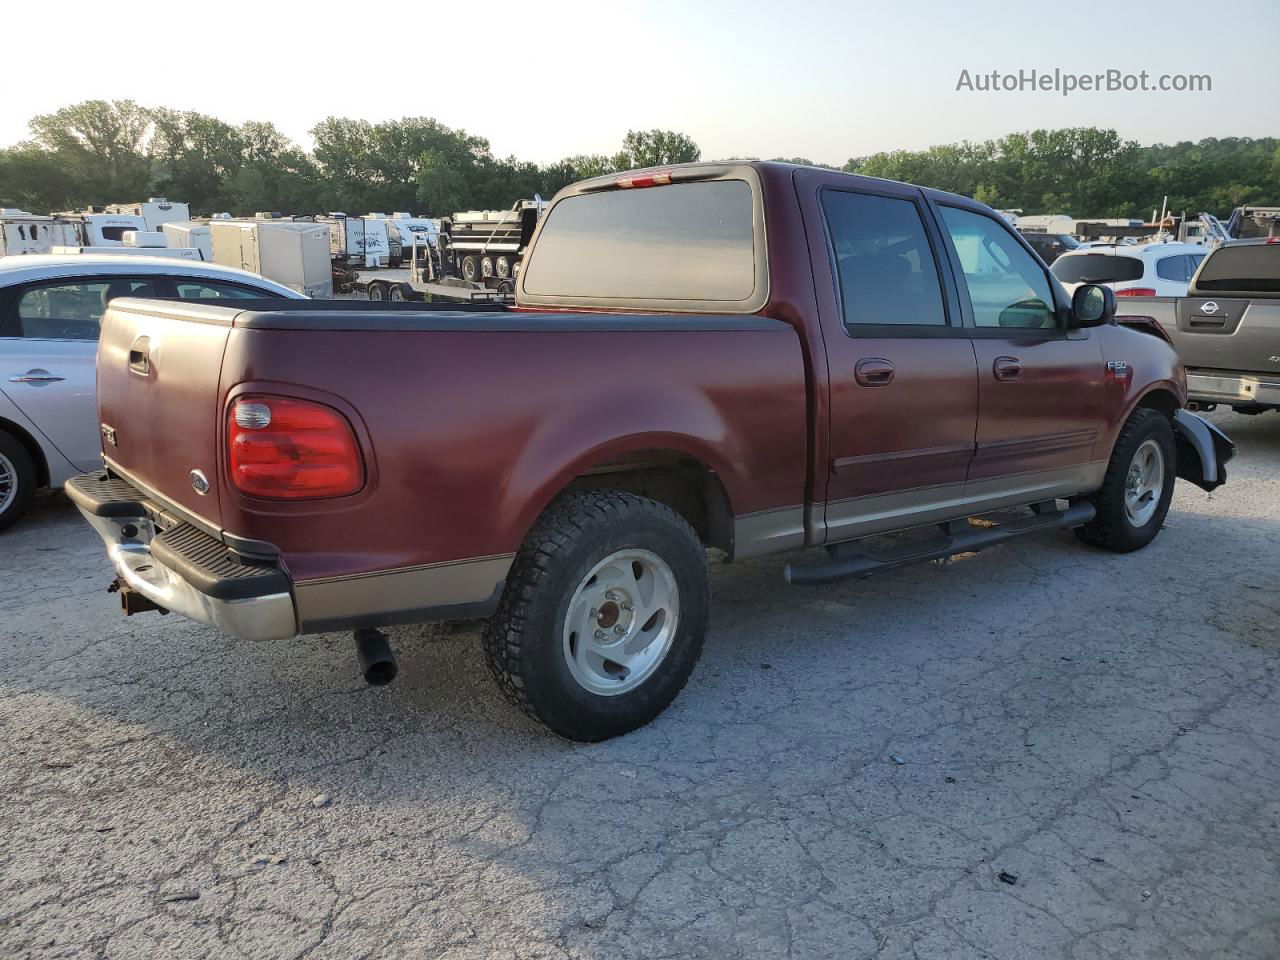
[[1118, 239, 1280, 413]]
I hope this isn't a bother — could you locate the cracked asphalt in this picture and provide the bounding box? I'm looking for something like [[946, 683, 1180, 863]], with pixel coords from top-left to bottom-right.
[[1, 409, 1278, 960]]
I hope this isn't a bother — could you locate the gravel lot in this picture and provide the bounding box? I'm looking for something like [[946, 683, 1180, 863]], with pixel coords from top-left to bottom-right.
[[2, 410, 1277, 960]]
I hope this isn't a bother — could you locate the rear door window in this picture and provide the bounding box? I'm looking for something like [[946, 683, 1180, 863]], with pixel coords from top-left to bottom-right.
[[1051, 253, 1144, 284], [10, 277, 159, 340], [174, 279, 272, 299], [520, 180, 756, 302], [821, 191, 948, 327], [938, 206, 1055, 329], [1156, 255, 1189, 282]]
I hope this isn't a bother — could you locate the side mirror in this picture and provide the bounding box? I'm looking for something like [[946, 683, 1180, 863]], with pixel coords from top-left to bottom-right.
[[1071, 283, 1115, 328]]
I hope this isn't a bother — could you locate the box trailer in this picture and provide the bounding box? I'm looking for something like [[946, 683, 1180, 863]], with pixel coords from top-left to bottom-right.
[[161, 221, 213, 261], [210, 220, 332, 298]]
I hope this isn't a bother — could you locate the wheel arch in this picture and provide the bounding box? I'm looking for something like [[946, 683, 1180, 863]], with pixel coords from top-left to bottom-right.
[[511, 439, 738, 558], [0, 415, 51, 488]]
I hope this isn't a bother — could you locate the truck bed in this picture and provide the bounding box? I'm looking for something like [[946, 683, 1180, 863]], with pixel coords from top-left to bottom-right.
[[95, 298, 808, 631]]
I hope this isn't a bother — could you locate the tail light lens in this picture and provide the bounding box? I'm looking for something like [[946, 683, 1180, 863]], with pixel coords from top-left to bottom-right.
[[1116, 287, 1157, 297], [228, 394, 363, 499]]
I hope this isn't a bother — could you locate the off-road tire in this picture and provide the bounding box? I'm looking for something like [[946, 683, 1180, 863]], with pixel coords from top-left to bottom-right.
[[1075, 407, 1176, 553], [0, 431, 37, 533], [481, 491, 709, 742]]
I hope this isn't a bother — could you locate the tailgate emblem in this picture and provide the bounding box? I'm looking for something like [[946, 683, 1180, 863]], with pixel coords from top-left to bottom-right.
[[1200, 301, 1219, 315], [189, 470, 210, 495]]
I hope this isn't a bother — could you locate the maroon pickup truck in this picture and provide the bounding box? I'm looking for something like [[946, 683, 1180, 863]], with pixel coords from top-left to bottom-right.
[[69, 162, 1234, 741]]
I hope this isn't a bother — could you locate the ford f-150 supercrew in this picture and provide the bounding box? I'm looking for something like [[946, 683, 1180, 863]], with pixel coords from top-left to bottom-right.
[[68, 162, 1235, 741]]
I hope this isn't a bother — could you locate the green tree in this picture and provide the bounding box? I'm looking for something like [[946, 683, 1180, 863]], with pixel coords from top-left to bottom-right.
[[28, 99, 155, 206], [618, 129, 701, 168]]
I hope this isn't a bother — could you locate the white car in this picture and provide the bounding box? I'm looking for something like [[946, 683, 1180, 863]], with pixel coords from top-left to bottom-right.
[[0, 255, 302, 530], [1050, 241, 1209, 298]]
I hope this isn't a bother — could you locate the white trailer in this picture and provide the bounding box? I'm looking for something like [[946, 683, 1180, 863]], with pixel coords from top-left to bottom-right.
[[210, 220, 332, 298], [161, 221, 213, 261], [0, 210, 67, 256], [104, 198, 191, 231], [54, 211, 149, 246]]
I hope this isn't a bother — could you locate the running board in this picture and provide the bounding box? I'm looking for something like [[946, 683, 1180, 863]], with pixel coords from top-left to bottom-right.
[[784, 501, 1096, 586]]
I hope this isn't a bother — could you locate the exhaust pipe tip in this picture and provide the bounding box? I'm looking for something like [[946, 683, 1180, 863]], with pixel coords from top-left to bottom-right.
[[354, 628, 398, 686]]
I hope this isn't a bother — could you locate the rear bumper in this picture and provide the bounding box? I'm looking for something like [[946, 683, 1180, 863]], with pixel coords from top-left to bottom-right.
[[67, 471, 298, 642], [1186, 371, 1280, 408]]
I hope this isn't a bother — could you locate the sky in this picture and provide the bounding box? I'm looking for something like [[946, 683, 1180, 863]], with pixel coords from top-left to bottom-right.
[[3, 0, 1276, 163]]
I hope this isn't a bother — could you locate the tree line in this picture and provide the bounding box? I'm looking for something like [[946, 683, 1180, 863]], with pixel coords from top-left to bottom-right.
[[1, 101, 1275, 219]]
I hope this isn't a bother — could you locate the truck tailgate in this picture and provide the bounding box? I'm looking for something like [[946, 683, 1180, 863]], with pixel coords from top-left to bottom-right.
[[96, 298, 231, 529], [1172, 297, 1280, 372]]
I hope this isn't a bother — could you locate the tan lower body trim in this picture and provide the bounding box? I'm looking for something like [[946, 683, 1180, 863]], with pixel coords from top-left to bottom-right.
[[294, 554, 514, 632], [732, 505, 807, 560], [822, 461, 1108, 543]]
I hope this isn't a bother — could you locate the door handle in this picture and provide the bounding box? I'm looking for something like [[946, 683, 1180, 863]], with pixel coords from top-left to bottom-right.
[[9, 371, 66, 384], [993, 356, 1023, 382], [129, 337, 151, 375], [854, 358, 895, 387]]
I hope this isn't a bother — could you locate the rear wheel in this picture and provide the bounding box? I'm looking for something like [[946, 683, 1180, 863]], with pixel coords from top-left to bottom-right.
[[0, 432, 37, 532], [482, 491, 709, 742], [460, 255, 480, 282], [388, 282, 409, 302], [495, 256, 512, 279], [1076, 408, 1175, 553]]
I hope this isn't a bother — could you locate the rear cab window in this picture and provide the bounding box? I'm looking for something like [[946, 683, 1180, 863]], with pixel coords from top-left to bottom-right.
[[518, 168, 767, 313], [1051, 253, 1144, 284], [1194, 244, 1280, 293]]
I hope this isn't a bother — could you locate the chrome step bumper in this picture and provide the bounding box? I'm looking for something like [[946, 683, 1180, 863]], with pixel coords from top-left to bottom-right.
[[67, 471, 298, 642]]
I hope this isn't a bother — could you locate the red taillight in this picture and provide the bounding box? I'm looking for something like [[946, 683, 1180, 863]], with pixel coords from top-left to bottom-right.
[[615, 170, 673, 189], [1116, 287, 1157, 297], [228, 395, 363, 499]]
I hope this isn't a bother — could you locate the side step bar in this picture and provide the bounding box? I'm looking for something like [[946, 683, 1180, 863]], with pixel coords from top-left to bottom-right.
[[784, 501, 1096, 586]]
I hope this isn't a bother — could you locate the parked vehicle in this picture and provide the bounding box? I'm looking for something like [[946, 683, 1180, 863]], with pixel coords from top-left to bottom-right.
[[161, 221, 213, 261], [54, 211, 148, 247], [209, 220, 333, 298], [444, 200, 544, 286], [0, 211, 79, 256], [318, 214, 391, 268], [1116, 238, 1280, 413], [0, 255, 301, 530], [68, 162, 1233, 741], [103, 199, 191, 232], [1227, 206, 1280, 240], [54, 230, 204, 262], [353, 233, 511, 304], [1051, 241, 1209, 297], [1022, 232, 1080, 265]]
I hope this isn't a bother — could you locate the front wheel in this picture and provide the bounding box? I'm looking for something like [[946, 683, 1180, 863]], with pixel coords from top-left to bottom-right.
[[482, 491, 709, 741], [1076, 408, 1176, 553]]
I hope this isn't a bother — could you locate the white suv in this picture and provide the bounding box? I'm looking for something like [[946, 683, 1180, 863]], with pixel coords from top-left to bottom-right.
[[1050, 241, 1209, 298]]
